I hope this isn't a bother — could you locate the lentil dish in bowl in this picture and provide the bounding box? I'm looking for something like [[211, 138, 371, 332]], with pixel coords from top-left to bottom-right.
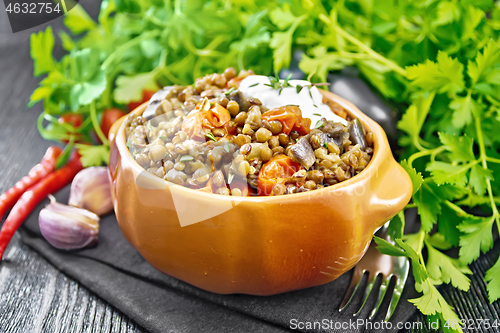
[[124, 69, 374, 197], [108, 69, 412, 295]]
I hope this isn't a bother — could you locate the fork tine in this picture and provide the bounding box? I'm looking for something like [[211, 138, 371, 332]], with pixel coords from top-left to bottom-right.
[[368, 275, 394, 319], [385, 258, 410, 321], [339, 271, 367, 311], [354, 272, 378, 316]]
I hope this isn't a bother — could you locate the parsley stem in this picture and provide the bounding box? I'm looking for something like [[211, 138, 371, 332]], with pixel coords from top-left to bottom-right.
[[90, 101, 109, 146], [407, 149, 432, 167], [407, 146, 444, 167], [332, 26, 407, 77], [445, 200, 469, 217], [486, 156, 500, 164], [473, 108, 500, 228], [430, 146, 446, 162], [411, 91, 436, 153]]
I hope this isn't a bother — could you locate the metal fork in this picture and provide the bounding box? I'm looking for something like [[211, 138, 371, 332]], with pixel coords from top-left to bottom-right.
[[339, 223, 409, 321]]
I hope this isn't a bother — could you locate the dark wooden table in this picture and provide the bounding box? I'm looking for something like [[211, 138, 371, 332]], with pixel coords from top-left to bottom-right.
[[1, 1, 500, 332]]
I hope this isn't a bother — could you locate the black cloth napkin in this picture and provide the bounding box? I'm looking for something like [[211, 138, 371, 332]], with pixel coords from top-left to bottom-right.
[[18, 185, 418, 333]]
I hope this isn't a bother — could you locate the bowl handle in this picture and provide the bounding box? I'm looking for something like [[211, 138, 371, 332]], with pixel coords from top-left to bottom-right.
[[366, 157, 413, 231]]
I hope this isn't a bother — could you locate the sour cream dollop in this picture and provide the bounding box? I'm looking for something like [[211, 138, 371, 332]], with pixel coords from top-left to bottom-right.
[[238, 75, 348, 127]]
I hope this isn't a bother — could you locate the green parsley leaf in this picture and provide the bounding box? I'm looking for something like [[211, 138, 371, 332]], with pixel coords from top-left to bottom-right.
[[426, 233, 453, 251], [462, 5, 484, 41], [270, 15, 307, 71], [426, 161, 469, 187], [438, 133, 475, 162], [469, 164, 494, 196], [409, 281, 462, 329], [388, 211, 405, 240], [426, 243, 471, 291], [397, 93, 435, 144], [400, 160, 424, 195], [70, 71, 107, 111], [395, 239, 428, 284], [58, 30, 76, 52], [449, 94, 481, 129], [435, 1, 461, 26], [269, 5, 296, 30], [485, 258, 500, 303], [437, 205, 461, 247], [413, 181, 442, 232], [63, 4, 97, 34], [458, 215, 494, 264], [468, 40, 500, 85], [76, 144, 110, 167], [406, 52, 465, 94], [373, 236, 407, 257], [180, 155, 194, 162], [30, 26, 55, 77], [299, 47, 354, 83]]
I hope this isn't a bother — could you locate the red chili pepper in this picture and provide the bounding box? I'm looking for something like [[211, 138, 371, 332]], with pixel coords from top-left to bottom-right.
[[0, 151, 83, 259], [0, 146, 62, 220]]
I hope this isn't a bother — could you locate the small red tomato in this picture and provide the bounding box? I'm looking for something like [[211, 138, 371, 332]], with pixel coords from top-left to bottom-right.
[[58, 114, 83, 128], [101, 108, 127, 138], [127, 89, 156, 112], [58, 114, 84, 143]]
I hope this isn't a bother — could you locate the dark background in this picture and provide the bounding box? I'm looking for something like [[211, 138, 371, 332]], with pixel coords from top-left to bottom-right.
[[1, 1, 500, 332]]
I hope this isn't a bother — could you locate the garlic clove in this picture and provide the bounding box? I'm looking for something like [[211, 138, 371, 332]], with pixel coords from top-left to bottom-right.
[[68, 167, 113, 216], [39, 197, 99, 250]]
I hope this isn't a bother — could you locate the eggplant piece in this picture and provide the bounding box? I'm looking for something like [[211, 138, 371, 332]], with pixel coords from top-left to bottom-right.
[[143, 86, 176, 120], [317, 132, 344, 154], [289, 136, 315, 169], [348, 118, 367, 150]]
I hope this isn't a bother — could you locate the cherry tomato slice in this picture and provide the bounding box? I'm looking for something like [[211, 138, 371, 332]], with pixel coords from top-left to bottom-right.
[[261, 106, 311, 135], [182, 103, 231, 140], [257, 155, 302, 196]]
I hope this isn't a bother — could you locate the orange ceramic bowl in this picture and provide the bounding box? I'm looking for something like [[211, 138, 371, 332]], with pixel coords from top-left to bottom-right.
[[108, 90, 412, 296]]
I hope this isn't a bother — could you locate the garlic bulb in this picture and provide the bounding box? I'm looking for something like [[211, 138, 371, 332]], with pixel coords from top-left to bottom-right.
[[68, 167, 113, 216], [39, 196, 99, 250]]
